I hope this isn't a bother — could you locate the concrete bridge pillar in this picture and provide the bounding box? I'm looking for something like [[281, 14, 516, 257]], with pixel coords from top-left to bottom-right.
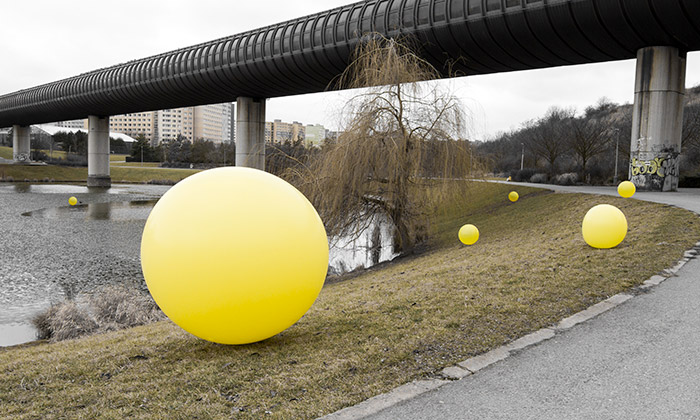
[[87, 115, 111, 188], [12, 125, 31, 163], [235, 97, 266, 170], [629, 46, 686, 191]]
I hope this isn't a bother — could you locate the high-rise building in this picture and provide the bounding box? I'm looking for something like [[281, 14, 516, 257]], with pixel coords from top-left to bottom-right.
[[53, 120, 88, 130], [154, 107, 194, 144], [305, 124, 326, 147], [109, 112, 156, 143], [264, 119, 306, 143], [54, 103, 233, 145], [194, 103, 232, 143]]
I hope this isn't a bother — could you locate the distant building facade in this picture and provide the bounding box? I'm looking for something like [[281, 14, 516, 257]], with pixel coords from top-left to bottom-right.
[[54, 103, 233, 145], [194, 103, 232, 143], [110, 112, 156, 142], [304, 124, 326, 147], [265, 119, 306, 143]]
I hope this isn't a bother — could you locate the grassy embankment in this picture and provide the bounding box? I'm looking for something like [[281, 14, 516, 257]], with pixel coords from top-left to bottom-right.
[[0, 147, 198, 183], [1, 182, 699, 419]]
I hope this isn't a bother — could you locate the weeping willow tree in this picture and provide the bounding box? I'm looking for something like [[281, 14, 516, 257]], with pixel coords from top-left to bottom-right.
[[288, 37, 475, 255]]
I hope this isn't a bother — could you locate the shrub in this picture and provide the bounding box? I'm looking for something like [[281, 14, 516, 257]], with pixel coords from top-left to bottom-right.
[[511, 168, 536, 182], [32, 302, 98, 342], [90, 285, 164, 328], [529, 173, 549, 183], [680, 176, 700, 188], [31, 285, 164, 342], [554, 172, 578, 185]]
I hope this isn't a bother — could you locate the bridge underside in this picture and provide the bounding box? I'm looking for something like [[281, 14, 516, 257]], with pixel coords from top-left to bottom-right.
[[1, 0, 699, 127], [0, 0, 699, 190]]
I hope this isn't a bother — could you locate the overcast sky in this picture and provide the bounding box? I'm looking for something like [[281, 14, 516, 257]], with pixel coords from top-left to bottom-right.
[[1, 0, 698, 140]]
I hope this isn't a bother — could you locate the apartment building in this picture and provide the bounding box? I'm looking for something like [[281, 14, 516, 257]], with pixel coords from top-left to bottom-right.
[[264, 119, 306, 143], [54, 103, 233, 145]]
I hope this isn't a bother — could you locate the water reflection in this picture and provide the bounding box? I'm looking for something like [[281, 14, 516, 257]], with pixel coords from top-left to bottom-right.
[[328, 213, 398, 275], [22, 200, 159, 221], [0, 183, 127, 194], [0, 323, 37, 347]]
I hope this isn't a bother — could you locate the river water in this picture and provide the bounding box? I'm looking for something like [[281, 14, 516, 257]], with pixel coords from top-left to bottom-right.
[[0, 183, 396, 347]]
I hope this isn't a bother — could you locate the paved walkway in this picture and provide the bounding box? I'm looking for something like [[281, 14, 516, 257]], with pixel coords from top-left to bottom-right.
[[324, 184, 700, 419]]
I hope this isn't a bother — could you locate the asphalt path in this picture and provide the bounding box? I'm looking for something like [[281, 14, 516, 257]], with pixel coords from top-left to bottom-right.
[[364, 184, 700, 420]]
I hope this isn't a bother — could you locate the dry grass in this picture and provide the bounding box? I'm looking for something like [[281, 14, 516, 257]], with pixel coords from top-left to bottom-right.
[[1, 184, 699, 419], [31, 286, 165, 343]]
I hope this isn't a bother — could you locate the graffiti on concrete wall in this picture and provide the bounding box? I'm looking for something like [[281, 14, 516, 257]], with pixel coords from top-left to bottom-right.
[[629, 152, 680, 192], [630, 155, 679, 178], [13, 152, 30, 162]]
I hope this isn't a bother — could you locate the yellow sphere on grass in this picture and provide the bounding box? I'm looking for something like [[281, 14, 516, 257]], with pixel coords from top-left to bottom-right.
[[140, 167, 329, 345], [458, 224, 479, 245], [582, 204, 628, 249], [617, 181, 636, 198], [508, 191, 519, 202], [68, 196, 78, 206]]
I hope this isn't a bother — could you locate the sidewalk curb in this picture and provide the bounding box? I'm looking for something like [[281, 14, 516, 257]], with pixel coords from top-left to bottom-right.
[[318, 241, 700, 420]]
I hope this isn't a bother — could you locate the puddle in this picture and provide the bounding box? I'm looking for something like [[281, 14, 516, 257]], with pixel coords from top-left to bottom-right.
[[22, 200, 158, 221]]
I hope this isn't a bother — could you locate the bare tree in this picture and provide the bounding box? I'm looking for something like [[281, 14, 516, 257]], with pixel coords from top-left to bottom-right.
[[568, 115, 611, 179], [524, 107, 575, 175], [287, 37, 472, 255], [682, 102, 700, 150]]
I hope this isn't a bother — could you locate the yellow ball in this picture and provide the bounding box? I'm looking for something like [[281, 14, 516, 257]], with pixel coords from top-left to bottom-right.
[[140, 167, 329, 345], [506, 176, 512, 182], [508, 191, 519, 202], [458, 224, 479, 245], [582, 204, 628, 249], [68, 196, 78, 206], [617, 181, 636, 198]]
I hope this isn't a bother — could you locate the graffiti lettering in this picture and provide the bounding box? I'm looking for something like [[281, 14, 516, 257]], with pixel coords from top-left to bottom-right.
[[630, 156, 679, 178], [13, 152, 30, 162]]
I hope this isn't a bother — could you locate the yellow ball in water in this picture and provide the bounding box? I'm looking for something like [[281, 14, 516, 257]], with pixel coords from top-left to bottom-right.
[[508, 191, 519, 202], [140, 167, 329, 345], [68, 196, 78, 206], [582, 204, 628, 249], [617, 181, 636, 198], [458, 224, 480, 245]]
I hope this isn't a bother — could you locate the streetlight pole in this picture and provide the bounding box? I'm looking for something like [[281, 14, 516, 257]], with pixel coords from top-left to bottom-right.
[[612, 128, 620, 184], [520, 143, 524, 171]]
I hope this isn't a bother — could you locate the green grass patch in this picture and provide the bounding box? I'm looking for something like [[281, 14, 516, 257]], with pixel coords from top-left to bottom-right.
[[0, 146, 13, 159], [110, 154, 129, 162], [0, 164, 199, 184], [1, 183, 699, 419], [110, 161, 161, 167]]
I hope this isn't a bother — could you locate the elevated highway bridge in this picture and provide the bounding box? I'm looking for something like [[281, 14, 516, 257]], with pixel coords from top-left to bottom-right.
[[1, 0, 699, 190]]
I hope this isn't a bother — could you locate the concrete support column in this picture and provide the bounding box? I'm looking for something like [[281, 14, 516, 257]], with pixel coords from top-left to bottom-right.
[[12, 125, 31, 163], [87, 115, 111, 188], [629, 46, 686, 191], [235, 97, 266, 170]]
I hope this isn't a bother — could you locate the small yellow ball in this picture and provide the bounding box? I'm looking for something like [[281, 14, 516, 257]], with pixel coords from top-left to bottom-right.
[[141, 167, 328, 345], [68, 196, 78, 206], [458, 224, 480, 245], [508, 191, 519, 202], [582, 204, 628, 249], [617, 181, 636, 198]]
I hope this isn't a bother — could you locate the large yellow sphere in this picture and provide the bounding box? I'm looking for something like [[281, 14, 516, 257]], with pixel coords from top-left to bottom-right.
[[582, 204, 628, 249], [508, 191, 519, 202], [68, 196, 78, 206], [617, 181, 636, 198], [141, 167, 329, 345], [458, 224, 480, 245]]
